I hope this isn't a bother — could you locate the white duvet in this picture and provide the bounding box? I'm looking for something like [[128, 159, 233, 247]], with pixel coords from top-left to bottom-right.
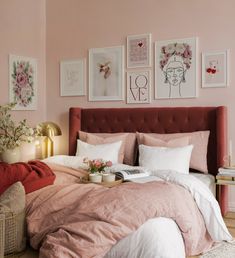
[[102, 164, 232, 258], [43, 156, 233, 258]]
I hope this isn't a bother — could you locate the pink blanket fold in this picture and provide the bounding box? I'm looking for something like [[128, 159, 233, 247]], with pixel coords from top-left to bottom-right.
[[27, 179, 213, 258]]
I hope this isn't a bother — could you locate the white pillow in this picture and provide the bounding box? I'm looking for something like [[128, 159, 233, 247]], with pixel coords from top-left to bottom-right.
[[139, 144, 193, 174], [76, 139, 122, 164]]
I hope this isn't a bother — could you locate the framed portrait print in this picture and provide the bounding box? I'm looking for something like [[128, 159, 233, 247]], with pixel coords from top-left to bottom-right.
[[127, 70, 151, 104], [202, 50, 229, 88], [89, 46, 124, 101], [60, 59, 86, 96], [127, 33, 151, 68], [9, 54, 37, 110], [155, 37, 198, 99]]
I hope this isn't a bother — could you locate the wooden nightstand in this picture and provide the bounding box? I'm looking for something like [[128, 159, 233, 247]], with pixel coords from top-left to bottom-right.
[[216, 167, 235, 187], [216, 173, 235, 213], [216, 174, 235, 185]]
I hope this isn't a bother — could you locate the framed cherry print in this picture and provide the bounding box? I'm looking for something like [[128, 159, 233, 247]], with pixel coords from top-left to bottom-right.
[[202, 50, 229, 88]]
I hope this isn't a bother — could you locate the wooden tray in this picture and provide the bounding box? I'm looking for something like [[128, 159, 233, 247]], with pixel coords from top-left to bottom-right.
[[81, 178, 123, 188]]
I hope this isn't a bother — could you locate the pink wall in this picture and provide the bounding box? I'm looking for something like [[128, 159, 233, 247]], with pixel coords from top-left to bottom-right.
[[46, 0, 235, 209], [1, 1, 234, 209], [46, 0, 235, 155], [0, 0, 46, 125]]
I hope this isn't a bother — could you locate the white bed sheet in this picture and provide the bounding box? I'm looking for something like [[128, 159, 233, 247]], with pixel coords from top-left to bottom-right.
[[105, 217, 185, 258], [190, 172, 215, 196], [105, 170, 230, 258]]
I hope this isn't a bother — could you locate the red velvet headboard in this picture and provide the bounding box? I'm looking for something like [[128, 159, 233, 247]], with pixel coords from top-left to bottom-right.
[[69, 106, 228, 214], [69, 106, 227, 176]]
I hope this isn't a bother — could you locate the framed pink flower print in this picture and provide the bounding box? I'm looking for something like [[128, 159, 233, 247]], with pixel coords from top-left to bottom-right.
[[9, 55, 37, 110]]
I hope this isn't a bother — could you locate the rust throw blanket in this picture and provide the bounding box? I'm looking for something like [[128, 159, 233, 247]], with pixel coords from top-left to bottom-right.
[[0, 160, 55, 194], [27, 181, 213, 257]]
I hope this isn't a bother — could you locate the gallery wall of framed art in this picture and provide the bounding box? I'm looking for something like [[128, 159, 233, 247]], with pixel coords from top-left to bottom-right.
[[10, 35, 228, 107]]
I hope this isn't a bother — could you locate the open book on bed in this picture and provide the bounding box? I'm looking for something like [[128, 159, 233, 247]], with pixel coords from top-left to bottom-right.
[[114, 168, 160, 183]]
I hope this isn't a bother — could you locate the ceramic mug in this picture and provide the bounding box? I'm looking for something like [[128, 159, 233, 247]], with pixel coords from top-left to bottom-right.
[[89, 173, 102, 183], [102, 173, 116, 183]]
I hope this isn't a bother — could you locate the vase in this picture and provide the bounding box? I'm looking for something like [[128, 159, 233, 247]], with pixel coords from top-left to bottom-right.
[[1, 147, 21, 164], [89, 173, 102, 183]]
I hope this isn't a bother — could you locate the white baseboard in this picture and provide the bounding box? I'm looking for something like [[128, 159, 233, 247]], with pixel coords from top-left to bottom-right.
[[229, 201, 235, 212]]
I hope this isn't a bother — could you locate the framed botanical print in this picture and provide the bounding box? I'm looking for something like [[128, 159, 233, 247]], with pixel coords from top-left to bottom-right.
[[9, 55, 37, 110], [60, 59, 86, 96], [155, 37, 198, 99], [202, 50, 229, 88], [89, 46, 124, 101], [127, 33, 151, 68], [127, 70, 151, 103]]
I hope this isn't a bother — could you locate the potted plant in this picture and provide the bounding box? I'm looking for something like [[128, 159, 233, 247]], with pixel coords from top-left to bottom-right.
[[0, 102, 37, 163], [83, 158, 113, 183]]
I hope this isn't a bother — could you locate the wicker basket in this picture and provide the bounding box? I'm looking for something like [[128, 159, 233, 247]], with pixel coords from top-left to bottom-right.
[[0, 208, 26, 258], [0, 213, 5, 258]]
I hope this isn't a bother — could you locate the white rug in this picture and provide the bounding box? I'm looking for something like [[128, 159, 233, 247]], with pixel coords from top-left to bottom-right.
[[200, 241, 235, 258]]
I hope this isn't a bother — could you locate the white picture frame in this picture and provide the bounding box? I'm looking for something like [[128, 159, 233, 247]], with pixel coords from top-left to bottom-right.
[[60, 59, 86, 96], [9, 54, 37, 110], [89, 46, 124, 101], [155, 37, 198, 99], [202, 50, 229, 88], [127, 33, 151, 68], [127, 70, 151, 104]]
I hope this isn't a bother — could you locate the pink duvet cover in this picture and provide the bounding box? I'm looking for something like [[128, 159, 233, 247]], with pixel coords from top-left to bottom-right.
[[26, 164, 213, 258]]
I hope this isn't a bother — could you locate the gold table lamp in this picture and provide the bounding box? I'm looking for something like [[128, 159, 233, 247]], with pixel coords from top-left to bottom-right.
[[40, 122, 62, 158]]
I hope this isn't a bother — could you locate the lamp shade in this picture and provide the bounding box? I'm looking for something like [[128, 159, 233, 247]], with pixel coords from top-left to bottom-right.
[[40, 122, 62, 137]]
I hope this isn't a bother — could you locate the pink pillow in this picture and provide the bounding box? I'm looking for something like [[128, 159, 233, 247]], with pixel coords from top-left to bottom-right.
[[139, 134, 190, 148], [137, 131, 210, 173], [79, 131, 137, 165]]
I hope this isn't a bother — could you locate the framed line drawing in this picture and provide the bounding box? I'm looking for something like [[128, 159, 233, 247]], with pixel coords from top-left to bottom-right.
[[155, 37, 198, 99], [127, 70, 151, 104], [9, 54, 37, 110], [127, 33, 151, 68], [202, 50, 229, 88], [60, 59, 86, 96], [89, 46, 124, 101]]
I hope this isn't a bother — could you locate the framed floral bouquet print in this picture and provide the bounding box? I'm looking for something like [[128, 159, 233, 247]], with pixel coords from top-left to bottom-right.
[[9, 55, 37, 110]]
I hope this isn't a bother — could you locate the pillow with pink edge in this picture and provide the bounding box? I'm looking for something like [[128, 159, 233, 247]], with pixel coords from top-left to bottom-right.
[[79, 131, 137, 165], [137, 131, 210, 174]]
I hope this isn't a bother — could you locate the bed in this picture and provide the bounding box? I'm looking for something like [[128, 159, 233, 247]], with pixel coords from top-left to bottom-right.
[[69, 106, 228, 212], [24, 106, 232, 258]]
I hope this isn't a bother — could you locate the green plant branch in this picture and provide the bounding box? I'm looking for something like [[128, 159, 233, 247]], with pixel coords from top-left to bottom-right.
[[0, 102, 36, 152]]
